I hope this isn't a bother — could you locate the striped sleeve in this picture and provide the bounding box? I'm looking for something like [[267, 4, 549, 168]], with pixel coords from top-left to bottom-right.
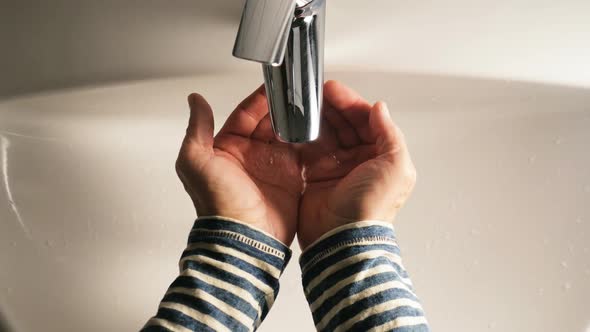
[[299, 221, 429, 332], [142, 217, 292, 332]]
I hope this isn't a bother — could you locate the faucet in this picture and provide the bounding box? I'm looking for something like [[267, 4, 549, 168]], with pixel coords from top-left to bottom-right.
[[233, 0, 326, 143]]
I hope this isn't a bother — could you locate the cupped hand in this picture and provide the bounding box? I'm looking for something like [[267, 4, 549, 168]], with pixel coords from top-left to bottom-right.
[[297, 81, 417, 249], [176, 86, 303, 245]]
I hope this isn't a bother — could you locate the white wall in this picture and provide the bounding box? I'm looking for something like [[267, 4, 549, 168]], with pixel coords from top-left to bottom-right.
[[1, 0, 590, 98]]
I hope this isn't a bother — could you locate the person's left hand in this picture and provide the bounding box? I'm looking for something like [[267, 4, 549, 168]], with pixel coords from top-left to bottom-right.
[[176, 86, 304, 245]]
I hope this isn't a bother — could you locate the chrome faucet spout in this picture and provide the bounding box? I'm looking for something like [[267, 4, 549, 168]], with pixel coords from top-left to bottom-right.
[[233, 0, 326, 143]]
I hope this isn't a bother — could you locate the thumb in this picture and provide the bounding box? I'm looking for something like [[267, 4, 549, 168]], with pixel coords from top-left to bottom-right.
[[184, 93, 215, 149]]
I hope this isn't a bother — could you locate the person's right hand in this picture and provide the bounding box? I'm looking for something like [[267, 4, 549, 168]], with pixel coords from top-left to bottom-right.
[[297, 81, 417, 249], [176, 86, 303, 246]]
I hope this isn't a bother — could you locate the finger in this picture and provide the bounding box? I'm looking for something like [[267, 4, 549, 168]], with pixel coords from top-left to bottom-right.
[[251, 114, 277, 142], [184, 93, 215, 149], [314, 113, 340, 150], [324, 80, 373, 143], [219, 84, 268, 138], [324, 104, 361, 148], [369, 102, 408, 156]]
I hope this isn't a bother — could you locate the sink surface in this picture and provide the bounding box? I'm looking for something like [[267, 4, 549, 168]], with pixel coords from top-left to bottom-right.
[[1, 72, 589, 332]]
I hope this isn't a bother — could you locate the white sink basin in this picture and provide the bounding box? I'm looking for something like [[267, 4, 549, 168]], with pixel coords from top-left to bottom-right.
[[1, 72, 589, 332]]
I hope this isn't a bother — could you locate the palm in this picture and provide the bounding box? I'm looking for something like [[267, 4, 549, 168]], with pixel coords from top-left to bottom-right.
[[298, 81, 414, 248], [177, 87, 302, 245]]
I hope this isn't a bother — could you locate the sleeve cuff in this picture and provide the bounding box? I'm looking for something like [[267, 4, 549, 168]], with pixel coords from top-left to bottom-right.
[[189, 216, 292, 273]]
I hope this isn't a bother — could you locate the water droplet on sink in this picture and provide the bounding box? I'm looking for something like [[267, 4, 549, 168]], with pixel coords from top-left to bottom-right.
[[528, 155, 537, 164], [449, 201, 457, 211]]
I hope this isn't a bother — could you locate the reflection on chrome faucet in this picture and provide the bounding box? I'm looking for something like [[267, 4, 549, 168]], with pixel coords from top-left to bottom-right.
[[233, 0, 326, 143]]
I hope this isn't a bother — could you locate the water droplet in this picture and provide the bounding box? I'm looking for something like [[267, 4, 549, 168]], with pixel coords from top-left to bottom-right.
[[562, 282, 572, 291], [269, 156, 274, 165], [561, 261, 568, 269], [300, 166, 308, 194], [528, 155, 537, 164], [331, 153, 341, 166], [449, 201, 457, 211], [555, 137, 563, 145]]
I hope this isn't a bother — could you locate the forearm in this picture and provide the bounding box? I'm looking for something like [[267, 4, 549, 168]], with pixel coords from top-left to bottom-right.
[[142, 217, 291, 332], [300, 221, 429, 332]]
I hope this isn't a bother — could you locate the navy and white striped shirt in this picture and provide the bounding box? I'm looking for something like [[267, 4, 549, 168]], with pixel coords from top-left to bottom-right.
[[142, 217, 428, 332]]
